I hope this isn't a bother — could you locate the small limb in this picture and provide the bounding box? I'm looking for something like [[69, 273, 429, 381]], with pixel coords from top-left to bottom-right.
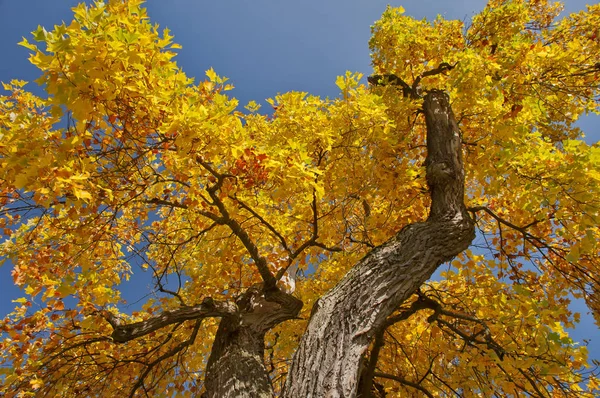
[[372, 372, 435, 398]]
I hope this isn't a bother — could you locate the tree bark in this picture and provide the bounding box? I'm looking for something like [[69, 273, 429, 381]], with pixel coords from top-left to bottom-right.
[[283, 91, 474, 397], [202, 285, 302, 398], [202, 317, 273, 397]]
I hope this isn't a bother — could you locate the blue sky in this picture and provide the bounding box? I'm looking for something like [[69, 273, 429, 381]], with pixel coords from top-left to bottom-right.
[[1, 0, 599, 363]]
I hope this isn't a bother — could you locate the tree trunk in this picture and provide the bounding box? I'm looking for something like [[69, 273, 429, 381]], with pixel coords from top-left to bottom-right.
[[203, 285, 302, 397], [283, 91, 474, 397], [202, 317, 273, 397]]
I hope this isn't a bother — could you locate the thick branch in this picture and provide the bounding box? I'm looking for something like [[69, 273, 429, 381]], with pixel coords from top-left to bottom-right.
[[284, 90, 474, 397], [367, 74, 413, 97], [411, 62, 456, 94], [105, 297, 237, 343], [359, 326, 385, 397], [360, 293, 481, 396], [368, 62, 457, 99], [424, 90, 466, 220]]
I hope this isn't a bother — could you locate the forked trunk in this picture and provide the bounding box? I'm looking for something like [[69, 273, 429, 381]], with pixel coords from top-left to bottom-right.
[[202, 91, 474, 397], [202, 286, 302, 397]]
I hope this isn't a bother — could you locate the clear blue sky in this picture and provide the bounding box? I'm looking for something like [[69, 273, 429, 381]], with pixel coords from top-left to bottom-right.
[[1, 0, 598, 363]]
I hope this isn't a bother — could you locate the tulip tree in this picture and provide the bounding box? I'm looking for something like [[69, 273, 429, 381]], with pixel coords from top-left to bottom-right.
[[1, 0, 599, 396]]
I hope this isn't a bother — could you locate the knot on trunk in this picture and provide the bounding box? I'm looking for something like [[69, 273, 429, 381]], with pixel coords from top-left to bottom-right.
[[237, 285, 303, 332], [426, 160, 454, 186]]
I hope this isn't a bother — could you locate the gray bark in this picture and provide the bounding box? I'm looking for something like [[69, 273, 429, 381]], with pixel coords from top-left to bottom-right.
[[202, 285, 302, 398], [282, 90, 474, 397], [202, 318, 272, 397]]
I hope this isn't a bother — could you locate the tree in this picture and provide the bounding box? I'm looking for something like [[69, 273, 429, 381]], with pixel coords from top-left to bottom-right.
[[1, 0, 599, 396]]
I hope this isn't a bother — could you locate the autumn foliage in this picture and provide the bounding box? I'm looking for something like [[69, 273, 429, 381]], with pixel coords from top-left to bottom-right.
[[1, 0, 600, 396]]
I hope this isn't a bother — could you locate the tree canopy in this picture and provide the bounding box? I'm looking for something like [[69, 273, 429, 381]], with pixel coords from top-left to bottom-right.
[[1, 0, 599, 396]]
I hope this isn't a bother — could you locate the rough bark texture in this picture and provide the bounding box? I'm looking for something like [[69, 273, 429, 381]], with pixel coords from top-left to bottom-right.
[[202, 318, 272, 397], [202, 285, 302, 398], [283, 91, 475, 397], [106, 298, 236, 343]]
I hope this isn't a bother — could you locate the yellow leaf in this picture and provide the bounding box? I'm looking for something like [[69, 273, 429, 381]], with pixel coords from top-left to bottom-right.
[[12, 297, 28, 304], [206, 67, 217, 82], [30, 378, 43, 390], [18, 37, 38, 51], [73, 187, 93, 201]]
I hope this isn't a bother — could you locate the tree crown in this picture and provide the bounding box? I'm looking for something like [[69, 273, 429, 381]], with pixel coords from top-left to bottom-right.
[[1, 0, 599, 396]]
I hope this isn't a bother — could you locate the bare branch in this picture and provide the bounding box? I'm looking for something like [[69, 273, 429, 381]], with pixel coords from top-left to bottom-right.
[[231, 195, 291, 255], [128, 320, 202, 398], [373, 372, 435, 398], [194, 157, 277, 287], [359, 327, 385, 397], [468, 205, 537, 234]]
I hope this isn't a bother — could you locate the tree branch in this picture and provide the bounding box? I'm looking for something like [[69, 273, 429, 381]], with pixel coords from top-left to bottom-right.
[[231, 195, 291, 255], [128, 320, 202, 398], [373, 372, 435, 398], [412, 62, 457, 94], [104, 298, 237, 343], [367, 74, 413, 97], [195, 156, 277, 287], [359, 327, 385, 397], [284, 90, 474, 397], [468, 205, 537, 235], [274, 183, 342, 282], [368, 62, 457, 99]]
